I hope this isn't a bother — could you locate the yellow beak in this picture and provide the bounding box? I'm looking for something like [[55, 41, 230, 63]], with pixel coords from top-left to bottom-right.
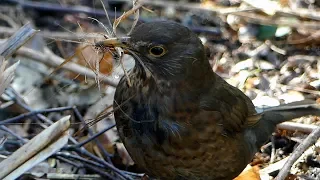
[[95, 37, 130, 48]]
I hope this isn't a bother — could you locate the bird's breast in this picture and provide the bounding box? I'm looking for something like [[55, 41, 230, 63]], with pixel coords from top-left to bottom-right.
[[114, 74, 251, 179]]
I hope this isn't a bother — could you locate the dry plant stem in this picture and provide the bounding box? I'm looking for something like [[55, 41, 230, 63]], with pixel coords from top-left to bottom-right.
[[8, 90, 129, 180], [260, 156, 290, 176], [284, 85, 320, 96], [0, 106, 73, 125], [40, 31, 104, 41], [0, 126, 27, 143], [0, 23, 38, 59], [84, 87, 115, 121], [74, 24, 109, 88], [55, 156, 82, 168], [113, 2, 143, 31], [143, 0, 320, 20], [128, 0, 140, 35], [276, 126, 320, 180], [56, 154, 116, 179], [264, 40, 286, 55], [75, 124, 116, 148], [56, 152, 105, 169], [120, 55, 132, 87], [288, 31, 320, 44], [233, 12, 320, 30], [0, 116, 70, 179], [46, 173, 101, 179], [87, 94, 135, 127], [72, 107, 113, 160], [108, 0, 141, 87], [3, 131, 69, 180], [15, 47, 118, 87], [288, 55, 320, 63], [81, 164, 117, 180], [277, 7, 320, 21], [141, 0, 257, 14], [99, 0, 114, 36], [0, 12, 19, 29], [72, 148, 131, 180], [290, 139, 320, 176], [269, 136, 276, 163], [0, 24, 36, 96], [0, 136, 7, 148], [88, 17, 113, 38], [277, 121, 318, 134]]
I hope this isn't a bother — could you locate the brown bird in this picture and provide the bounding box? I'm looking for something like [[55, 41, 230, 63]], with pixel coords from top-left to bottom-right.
[[97, 21, 320, 179]]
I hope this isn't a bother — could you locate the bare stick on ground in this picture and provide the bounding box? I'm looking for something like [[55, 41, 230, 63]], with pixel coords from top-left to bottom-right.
[[276, 126, 320, 180], [0, 23, 38, 58]]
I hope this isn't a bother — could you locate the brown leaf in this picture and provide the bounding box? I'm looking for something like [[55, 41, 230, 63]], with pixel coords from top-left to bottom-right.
[[234, 165, 260, 180]]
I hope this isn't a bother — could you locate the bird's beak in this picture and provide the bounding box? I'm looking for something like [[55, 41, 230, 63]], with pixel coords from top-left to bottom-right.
[[95, 37, 131, 49]]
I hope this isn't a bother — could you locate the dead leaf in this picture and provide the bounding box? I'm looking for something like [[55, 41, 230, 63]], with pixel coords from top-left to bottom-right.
[[234, 165, 260, 180]]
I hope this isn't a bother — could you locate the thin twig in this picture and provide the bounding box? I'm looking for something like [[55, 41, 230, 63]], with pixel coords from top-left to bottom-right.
[[0, 106, 73, 126], [127, 0, 140, 35], [232, 12, 320, 30], [72, 107, 114, 161], [73, 148, 132, 180], [6, 88, 129, 179], [276, 126, 320, 180], [277, 121, 318, 134], [73, 124, 116, 148], [113, 3, 143, 31], [0, 12, 19, 29], [99, 0, 115, 36], [269, 136, 276, 163]]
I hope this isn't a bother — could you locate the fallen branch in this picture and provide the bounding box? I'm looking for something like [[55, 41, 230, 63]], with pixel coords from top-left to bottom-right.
[[0, 116, 70, 179], [0, 23, 37, 96], [0, 23, 38, 58], [4, 131, 69, 180]]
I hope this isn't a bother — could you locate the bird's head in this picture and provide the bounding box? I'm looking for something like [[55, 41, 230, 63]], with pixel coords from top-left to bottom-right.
[[97, 21, 212, 86]]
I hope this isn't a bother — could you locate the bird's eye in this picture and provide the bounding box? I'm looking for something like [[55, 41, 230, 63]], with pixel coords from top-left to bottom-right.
[[149, 46, 166, 57]]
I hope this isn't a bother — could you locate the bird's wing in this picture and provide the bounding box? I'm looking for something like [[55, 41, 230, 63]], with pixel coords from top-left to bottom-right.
[[200, 78, 257, 133]]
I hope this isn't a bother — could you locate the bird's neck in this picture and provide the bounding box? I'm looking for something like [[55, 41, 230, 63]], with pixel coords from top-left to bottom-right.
[[125, 64, 216, 143], [129, 58, 218, 98]]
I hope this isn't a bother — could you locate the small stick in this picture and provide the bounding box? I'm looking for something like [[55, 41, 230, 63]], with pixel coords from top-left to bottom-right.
[[0, 116, 70, 179], [0, 136, 7, 148], [269, 136, 276, 163], [276, 126, 320, 180], [0, 23, 38, 59], [277, 121, 318, 134]]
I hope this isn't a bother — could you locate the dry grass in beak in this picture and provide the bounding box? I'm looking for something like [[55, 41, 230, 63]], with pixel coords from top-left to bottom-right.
[[47, 0, 144, 92], [74, 0, 144, 134], [94, 0, 144, 87]]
